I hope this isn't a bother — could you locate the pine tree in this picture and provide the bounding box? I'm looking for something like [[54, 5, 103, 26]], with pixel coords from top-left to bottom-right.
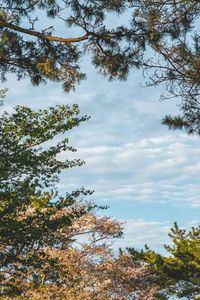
[[130, 0, 200, 132], [0, 0, 143, 91], [128, 222, 200, 299], [0, 0, 199, 103]]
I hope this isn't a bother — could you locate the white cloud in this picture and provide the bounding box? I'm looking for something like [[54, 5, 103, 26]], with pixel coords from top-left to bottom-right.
[[58, 133, 200, 207], [112, 218, 171, 254]]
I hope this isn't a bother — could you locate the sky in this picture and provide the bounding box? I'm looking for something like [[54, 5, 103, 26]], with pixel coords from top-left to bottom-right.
[[3, 53, 200, 255]]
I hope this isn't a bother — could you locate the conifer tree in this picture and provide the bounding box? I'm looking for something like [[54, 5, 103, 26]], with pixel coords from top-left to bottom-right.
[[128, 222, 200, 299], [0, 0, 198, 95], [0, 0, 199, 109], [132, 0, 200, 132], [0, 0, 143, 91]]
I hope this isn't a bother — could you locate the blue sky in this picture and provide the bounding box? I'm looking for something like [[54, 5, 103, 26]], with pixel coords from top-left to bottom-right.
[[3, 51, 200, 254]]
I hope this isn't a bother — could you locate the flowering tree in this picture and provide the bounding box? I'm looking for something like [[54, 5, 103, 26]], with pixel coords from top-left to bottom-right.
[[0, 96, 91, 297], [2, 201, 157, 299]]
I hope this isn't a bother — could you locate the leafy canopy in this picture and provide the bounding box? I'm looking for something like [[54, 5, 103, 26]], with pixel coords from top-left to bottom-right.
[[0, 95, 94, 297]]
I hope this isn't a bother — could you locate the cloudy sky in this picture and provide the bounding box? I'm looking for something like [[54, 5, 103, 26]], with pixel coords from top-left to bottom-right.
[[3, 50, 200, 254]]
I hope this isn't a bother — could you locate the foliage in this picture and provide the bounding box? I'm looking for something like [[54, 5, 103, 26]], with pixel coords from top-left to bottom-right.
[[128, 222, 200, 299], [1, 204, 158, 299], [130, 0, 200, 132], [0, 0, 199, 132], [0, 0, 199, 97], [0, 98, 93, 297], [1, 1, 200, 298], [0, 0, 143, 91], [132, 0, 200, 98], [0, 0, 199, 124], [0, 103, 88, 189]]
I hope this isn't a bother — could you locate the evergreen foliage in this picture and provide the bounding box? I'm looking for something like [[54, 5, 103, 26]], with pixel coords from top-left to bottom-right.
[[0, 1, 198, 90], [0, 1, 199, 101], [132, 0, 200, 132], [0, 0, 199, 128], [0, 0, 143, 91], [128, 222, 200, 299]]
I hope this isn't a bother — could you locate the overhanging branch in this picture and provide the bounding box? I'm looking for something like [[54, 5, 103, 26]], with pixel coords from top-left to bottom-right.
[[0, 20, 89, 43]]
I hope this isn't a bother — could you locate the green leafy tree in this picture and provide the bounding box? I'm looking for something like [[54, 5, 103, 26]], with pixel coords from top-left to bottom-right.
[[128, 222, 200, 299], [0, 96, 96, 297]]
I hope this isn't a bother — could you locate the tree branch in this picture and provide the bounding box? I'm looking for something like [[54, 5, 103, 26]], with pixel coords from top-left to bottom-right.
[[0, 20, 89, 43]]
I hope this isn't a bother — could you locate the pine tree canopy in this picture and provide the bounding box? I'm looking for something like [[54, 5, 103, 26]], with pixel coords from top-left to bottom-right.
[[128, 222, 200, 299], [0, 0, 144, 91], [1, 0, 199, 97]]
